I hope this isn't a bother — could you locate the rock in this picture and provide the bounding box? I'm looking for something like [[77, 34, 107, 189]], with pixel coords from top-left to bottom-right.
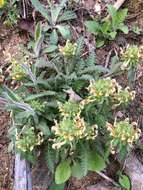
[[124, 153, 143, 190]]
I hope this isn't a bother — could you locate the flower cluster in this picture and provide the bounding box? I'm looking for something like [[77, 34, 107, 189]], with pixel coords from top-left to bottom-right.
[[16, 127, 43, 152], [59, 40, 77, 58], [115, 87, 135, 105], [88, 78, 118, 100], [58, 101, 81, 117], [106, 119, 141, 152], [11, 59, 26, 81], [0, 0, 5, 8], [121, 44, 142, 70], [86, 78, 135, 106], [52, 101, 98, 149]]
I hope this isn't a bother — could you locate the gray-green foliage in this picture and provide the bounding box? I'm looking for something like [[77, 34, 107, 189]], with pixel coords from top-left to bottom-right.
[[31, 0, 77, 45], [0, 36, 108, 159]]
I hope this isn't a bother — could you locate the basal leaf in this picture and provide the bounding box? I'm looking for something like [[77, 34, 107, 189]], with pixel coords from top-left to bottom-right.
[[109, 31, 117, 39], [116, 8, 128, 25], [35, 22, 42, 41], [84, 21, 100, 35], [34, 35, 44, 57], [55, 160, 71, 184], [36, 121, 51, 137], [56, 25, 71, 39], [101, 21, 111, 34], [107, 5, 117, 20], [119, 174, 130, 190], [43, 45, 58, 53], [72, 162, 84, 179], [119, 24, 129, 34], [49, 182, 65, 190], [31, 0, 49, 21], [51, 5, 62, 24], [24, 91, 56, 101], [50, 29, 58, 44], [58, 10, 77, 22], [96, 39, 105, 48], [88, 151, 106, 172]]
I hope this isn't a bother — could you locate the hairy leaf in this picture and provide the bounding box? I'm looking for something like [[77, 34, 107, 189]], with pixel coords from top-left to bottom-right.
[[119, 174, 130, 190], [56, 25, 71, 39], [24, 91, 56, 101], [88, 151, 106, 172], [58, 10, 77, 22], [31, 0, 49, 21], [72, 162, 84, 179], [55, 160, 71, 184], [85, 21, 100, 35]]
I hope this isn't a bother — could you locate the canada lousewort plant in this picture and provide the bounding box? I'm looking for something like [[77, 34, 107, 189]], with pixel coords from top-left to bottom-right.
[[121, 44, 142, 71], [59, 40, 77, 58], [11, 59, 27, 81], [106, 119, 141, 154], [52, 100, 98, 149], [86, 78, 135, 107], [16, 126, 43, 153]]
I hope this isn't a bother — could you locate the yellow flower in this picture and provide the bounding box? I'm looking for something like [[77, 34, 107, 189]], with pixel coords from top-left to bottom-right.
[[0, 0, 5, 8]]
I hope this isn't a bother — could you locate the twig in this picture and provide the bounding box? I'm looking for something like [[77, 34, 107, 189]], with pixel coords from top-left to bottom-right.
[[96, 171, 119, 187], [113, 0, 127, 10], [105, 49, 113, 68]]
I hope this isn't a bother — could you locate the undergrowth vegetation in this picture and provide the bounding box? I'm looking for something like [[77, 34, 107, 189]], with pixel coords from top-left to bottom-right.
[[0, 0, 142, 189]]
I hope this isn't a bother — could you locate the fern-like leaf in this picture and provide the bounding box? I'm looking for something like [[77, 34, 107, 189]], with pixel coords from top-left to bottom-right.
[[86, 51, 96, 66], [45, 145, 55, 173], [75, 36, 84, 56], [79, 145, 89, 176]]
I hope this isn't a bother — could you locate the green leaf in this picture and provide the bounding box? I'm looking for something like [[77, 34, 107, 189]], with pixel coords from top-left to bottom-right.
[[109, 31, 117, 39], [45, 145, 55, 172], [107, 5, 117, 20], [36, 121, 51, 137], [58, 10, 77, 22], [119, 24, 129, 34], [88, 151, 106, 172], [119, 174, 130, 190], [24, 91, 56, 101], [31, 0, 49, 21], [51, 5, 62, 24], [96, 39, 105, 48], [3, 86, 21, 101], [50, 29, 58, 44], [116, 8, 128, 24], [43, 45, 58, 53], [49, 182, 65, 190], [34, 35, 44, 57], [51, 0, 68, 24], [35, 22, 42, 41], [15, 111, 31, 120], [56, 25, 71, 39], [80, 65, 109, 74], [72, 162, 84, 179], [85, 21, 100, 35], [79, 146, 89, 176], [75, 36, 84, 56], [101, 21, 111, 34], [55, 160, 71, 184], [131, 26, 141, 34]]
